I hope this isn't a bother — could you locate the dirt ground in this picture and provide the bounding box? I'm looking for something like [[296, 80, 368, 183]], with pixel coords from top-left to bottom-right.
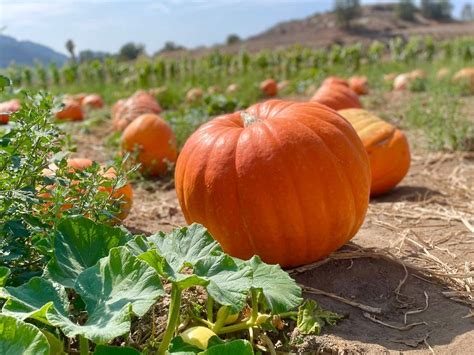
[[73, 103, 473, 354]]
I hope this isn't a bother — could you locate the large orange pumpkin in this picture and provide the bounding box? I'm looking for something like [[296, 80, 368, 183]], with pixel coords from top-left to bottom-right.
[[338, 109, 411, 196], [121, 113, 177, 176], [311, 83, 362, 111], [349, 76, 369, 95], [260, 79, 278, 97], [0, 99, 20, 124], [175, 100, 371, 267], [82, 94, 104, 109], [56, 100, 84, 121], [112, 91, 162, 131]]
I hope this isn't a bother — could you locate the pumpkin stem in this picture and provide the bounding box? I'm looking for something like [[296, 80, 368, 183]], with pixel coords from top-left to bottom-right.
[[241, 111, 259, 127]]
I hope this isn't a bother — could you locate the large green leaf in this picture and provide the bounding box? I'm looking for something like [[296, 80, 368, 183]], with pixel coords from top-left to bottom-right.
[[50, 247, 164, 343], [1, 277, 69, 325], [244, 256, 302, 314], [203, 337, 253, 354], [0, 267, 10, 287], [93, 344, 141, 354], [151, 224, 222, 271], [194, 255, 251, 313], [0, 314, 50, 355], [44, 216, 132, 287]]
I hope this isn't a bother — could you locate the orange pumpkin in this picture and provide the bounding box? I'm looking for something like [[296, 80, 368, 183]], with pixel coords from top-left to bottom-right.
[[121, 113, 177, 176], [311, 83, 362, 111], [393, 73, 411, 91], [82, 94, 104, 109], [322, 76, 349, 87], [112, 91, 162, 131], [56, 100, 84, 121], [338, 109, 411, 196], [260, 79, 278, 97], [0, 99, 20, 124], [73, 93, 87, 104], [277, 80, 291, 92], [436, 67, 450, 80], [349, 76, 369, 95], [175, 100, 371, 267]]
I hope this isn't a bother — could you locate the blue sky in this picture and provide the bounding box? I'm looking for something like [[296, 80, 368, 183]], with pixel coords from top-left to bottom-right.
[[0, 0, 470, 55]]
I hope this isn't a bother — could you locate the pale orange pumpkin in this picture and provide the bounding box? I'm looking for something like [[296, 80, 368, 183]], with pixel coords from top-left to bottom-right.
[[322, 76, 349, 87], [226, 84, 239, 94], [311, 83, 362, 111], [186, 88, 204, 103], [112, 91, 162, 131], [260, 79, 278, 97], [82, 94, 104, 109], [349, 76, 369, 95], [175, 100, 370, 267], [338, 108, 411, 196], [436, 67, 450, 80], [121, 113, 177, 176]]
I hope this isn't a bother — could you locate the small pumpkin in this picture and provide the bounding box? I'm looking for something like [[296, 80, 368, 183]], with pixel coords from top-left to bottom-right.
[[393, 73, 411, 91], [82, 94, 104, 109], [453, 67, 474, 91], [56, 100, 84, 121], [277, 80, 291, 92], [121, 113, 177, 177], [383, 73, 397, 83], [175, 100, 370, 267], [180, 327, 216, 350], [112, 91, 162, 131], [226, 83, 239, 94], [311, 83, 362, 111], [349, 76, 369, 95], [409, 69, 426, 80], [260, 79, 278, 97], [207, 85, 221, 95], [0, 99, 20, 124], [338, 108, 411, 196], [436, 67, 450, 80], [73, 93, 87, 104], [186, 88, 204, 103]]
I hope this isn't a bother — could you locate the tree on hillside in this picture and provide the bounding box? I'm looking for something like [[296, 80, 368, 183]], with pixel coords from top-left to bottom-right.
[[420, 0, 452, 21], [119, 42, 145, 61], [396, 0, 417, 21], [79, 50, 110, 63], [334, 0, 361, 29], [226, 34, 241, 45], [461, 3, 474, 21], [65, 39, 76, 63]]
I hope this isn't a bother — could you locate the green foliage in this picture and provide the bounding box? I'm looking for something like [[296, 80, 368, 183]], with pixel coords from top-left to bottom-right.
[[420, 0, 452, 21], [0, 314, 50, 355], [296, 300, 344, 335], [396, 0, 417, 21], [119, 42, 145, 61], [334, 0, 361, 28]]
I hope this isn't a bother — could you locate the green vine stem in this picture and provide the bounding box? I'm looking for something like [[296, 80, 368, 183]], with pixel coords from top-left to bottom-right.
[[206, 296, 214, 323], [212, 306, 229, 333], [158, 284, 182, 355], [79, 335, 89, 355]]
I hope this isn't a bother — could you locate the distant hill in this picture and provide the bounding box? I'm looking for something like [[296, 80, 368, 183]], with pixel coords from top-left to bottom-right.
[[0, 35, 68, 67], [160, 4, 474, 57]]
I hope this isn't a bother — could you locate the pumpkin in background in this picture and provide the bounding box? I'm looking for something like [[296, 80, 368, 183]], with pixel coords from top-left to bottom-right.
[[383, 73, 397, 83], [322, 76, 349, 87], [0, 99, 21, 124], [207, 86, 221, 95], [121, 113, 177, 176], [409, 69, 426, 80], [277, 80, 291, 92], [349, 76, 369, 95], [112, 91, 162, 131], [311, 83, 362, 111], [436, 67, 450, 80], [175, 100, 371, 267], [73, 93, 87, 104], [453, 67, 474, 90], [393, 73, 411, 91], [186, 88, 204, 103], [260, 79, 278, 97], [82, 94, 104, 109], [226, 83, 239, 94], [338, 108, 410, 196], [56, 100, 84, 121]]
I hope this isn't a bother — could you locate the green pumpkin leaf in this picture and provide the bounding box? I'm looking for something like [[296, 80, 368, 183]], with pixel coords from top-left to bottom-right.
[[194, 254, 251, 313], [0, 267, 10, 287], [44, 216, 132, 287], [169, 336, 202, 353], [49, 247, 164, 343], [296, 299, 343, 335], [1, 277, 69, 325], [151, 223, 222, 271], [41, 330, 65, 355], [93, 344, 141, 354], [243, 255, 302, 314], [0, 314, 50, 355], [203, 338, 253, 354]]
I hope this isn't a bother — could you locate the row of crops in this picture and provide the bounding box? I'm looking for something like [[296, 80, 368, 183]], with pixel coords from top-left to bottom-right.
[[3, 36, 474, 90]]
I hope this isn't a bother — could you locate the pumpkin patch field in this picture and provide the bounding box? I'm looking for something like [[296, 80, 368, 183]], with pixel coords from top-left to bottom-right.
[[0, 35, 473, 354]]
